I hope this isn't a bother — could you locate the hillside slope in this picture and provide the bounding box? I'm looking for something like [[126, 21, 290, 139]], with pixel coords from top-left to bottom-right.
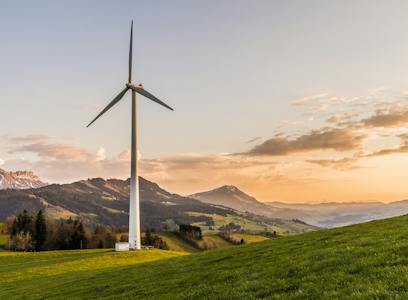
[[2, 215, 408, 299]]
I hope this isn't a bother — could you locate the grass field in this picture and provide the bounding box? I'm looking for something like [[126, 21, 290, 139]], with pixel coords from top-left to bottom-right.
[[158, 232, 199, 253], [229, 233, 269, 244], [195, 234, 232, 250], [3, 215, 408, 299]]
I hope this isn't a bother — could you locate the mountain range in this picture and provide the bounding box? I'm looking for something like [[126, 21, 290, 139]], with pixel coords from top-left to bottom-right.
[[2, 168, 407, 230], [0, 170, 316, 234], [0, 168, 46, 190]]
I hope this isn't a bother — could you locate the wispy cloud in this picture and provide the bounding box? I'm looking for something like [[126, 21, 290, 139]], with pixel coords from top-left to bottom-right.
[[10, 142, 95, 161], [326, 113, 354, 124], [292, 93, 329, 106], [246, 137, 262, 144], [8, 134, 49, 143], [306, 156, 361, 170]]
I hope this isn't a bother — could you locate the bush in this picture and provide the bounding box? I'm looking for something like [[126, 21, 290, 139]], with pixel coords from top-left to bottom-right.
[[179, 224, 202, 240], [219, 232, 244, 245], [9, 232, 33, 251], [142, 229, 168, 250]]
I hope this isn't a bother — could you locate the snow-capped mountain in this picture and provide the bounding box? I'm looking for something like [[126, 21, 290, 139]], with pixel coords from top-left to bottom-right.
[[0, 168, 46, 189]]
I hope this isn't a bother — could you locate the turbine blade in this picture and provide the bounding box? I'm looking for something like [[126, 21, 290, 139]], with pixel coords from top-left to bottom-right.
[[87, 87, 129, 128], [134, 86, 174, 111], [128, 21, 133, 83]]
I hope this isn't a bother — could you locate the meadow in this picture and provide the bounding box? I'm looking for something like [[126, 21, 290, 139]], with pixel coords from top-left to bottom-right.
[[2, 215, 408, 299]]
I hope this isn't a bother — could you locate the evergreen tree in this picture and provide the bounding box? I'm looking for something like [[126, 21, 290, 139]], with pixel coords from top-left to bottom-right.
[[34, 210, 47, 251], [16, 210, 33, 234], [70, 221, 87, 249]]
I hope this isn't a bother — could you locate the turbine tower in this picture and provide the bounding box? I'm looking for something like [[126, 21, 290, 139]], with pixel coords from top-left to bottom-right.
[[87, 21, 174, 250]]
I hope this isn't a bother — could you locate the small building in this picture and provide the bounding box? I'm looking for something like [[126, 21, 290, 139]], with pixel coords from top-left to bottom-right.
[[115, 242, 129, 252]]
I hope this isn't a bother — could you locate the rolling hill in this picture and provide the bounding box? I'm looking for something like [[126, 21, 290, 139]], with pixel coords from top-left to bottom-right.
[[2, 214, 408, 299]]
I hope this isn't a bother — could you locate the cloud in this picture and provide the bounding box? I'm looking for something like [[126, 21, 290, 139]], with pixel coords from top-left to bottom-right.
[[246, 128, 366, 156], [292, 93, 360, 115], [0, 158, 4, 166], [4, 135, 289, 193], [138, 154, 316, 195], [362, 134, 408, 158], [306, 156, 361, 170], [246, 137, 262, 144], [9, 134, 49, 143], [326, 113, 354, 124], [360, 108, 408, 128], [10, 142, 95, 161], [292, 93, 329, 106], [306, 134, 408, 170], [96, 147, 106, 161]]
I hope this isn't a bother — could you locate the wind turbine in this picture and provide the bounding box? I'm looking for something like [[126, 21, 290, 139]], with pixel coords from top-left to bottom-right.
[[87, 21, 174, 250]]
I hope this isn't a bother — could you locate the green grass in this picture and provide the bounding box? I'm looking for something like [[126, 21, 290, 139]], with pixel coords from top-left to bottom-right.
[[229, 233, 269, 244], [158, 232, 200, 253], [196, 234, 232, 250], [3, 215, 408, 299], [0, 248, 186, 298]]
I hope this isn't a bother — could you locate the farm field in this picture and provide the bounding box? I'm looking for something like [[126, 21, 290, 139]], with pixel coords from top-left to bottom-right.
[[2, 215, 408, 298]]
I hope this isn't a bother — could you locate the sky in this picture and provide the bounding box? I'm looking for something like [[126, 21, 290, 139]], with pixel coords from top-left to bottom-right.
[[2, 0, 408, 202]]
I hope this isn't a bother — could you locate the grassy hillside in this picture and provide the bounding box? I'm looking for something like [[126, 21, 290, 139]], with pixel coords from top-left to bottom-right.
[[195, 234, 232, 250], [3, 215, 408, 299], [229, 232, 269, 244], [157, 232, 199, 253]]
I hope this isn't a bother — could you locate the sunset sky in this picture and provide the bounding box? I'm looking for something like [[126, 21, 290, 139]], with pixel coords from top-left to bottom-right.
[[2, 1, 408, 202]]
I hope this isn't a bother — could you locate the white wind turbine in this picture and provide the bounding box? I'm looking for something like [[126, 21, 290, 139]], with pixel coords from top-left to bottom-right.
[[87, 21, 174, 250]]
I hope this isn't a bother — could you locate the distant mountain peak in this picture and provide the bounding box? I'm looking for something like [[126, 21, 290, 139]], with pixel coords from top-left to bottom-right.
[[216, 185, 240, 193], [0, 168, 46, 190], [190, 185, 262, 209]]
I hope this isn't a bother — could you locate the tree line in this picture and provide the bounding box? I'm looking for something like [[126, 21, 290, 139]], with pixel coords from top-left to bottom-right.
[[5, 210, 116, 251], [5, 210, 170, 251]]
